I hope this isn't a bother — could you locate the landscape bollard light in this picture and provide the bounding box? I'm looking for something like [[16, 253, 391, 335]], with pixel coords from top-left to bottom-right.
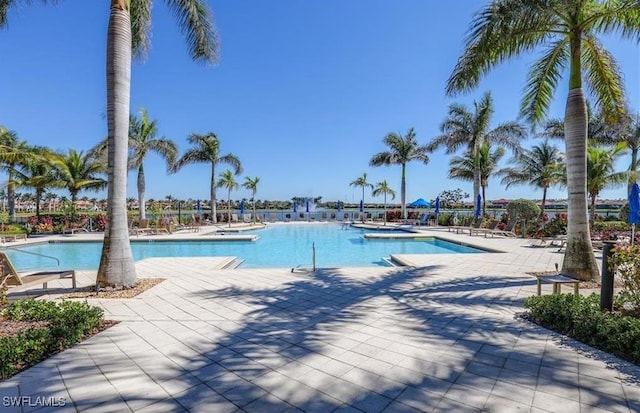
[[600, 240, 616, 311]]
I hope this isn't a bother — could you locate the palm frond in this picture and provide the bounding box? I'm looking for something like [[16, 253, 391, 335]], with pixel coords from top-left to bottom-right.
[[521, 39, 569, 126], [130, 0, 152, 60], [165, 0, 219, 63], [582, 35, 627, 122], [446, 0, 556, 94]]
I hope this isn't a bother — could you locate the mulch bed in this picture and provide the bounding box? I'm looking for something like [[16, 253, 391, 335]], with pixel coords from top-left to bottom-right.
[[62, 278, 166, 299]]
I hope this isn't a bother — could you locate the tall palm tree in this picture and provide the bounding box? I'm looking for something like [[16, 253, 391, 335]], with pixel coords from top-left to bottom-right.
[[128, 108, 177, 220], [372, 180, 396, 225], [349, 172, 373, 221], [370, 128, 430, 219], [217, 170, 239, 228], [427, 91, 525, 208], [0, 127, 34, 221], [446, 1, 640, 281], [16, 146, 60, 221], [50, 149, 106, 203], [585, 143, 627, 222], [497, 140, 565, 218], [173, 133, 242, 224], [97, 0, 219, 289], [588, 111, 640, 193], [242, 176, 260, 223], [448, 143, 506, 216]]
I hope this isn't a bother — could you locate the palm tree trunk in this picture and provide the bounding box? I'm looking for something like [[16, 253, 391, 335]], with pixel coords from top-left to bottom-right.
[[210, 164, 217, 223], [35, 189, 42, 222], [7, 172, 15, 222], [540, 187, 548, 219], [137, 164, 146, 220], [227, 190, 231, 228], [97, 0, 137, 289], [562, 88, 598, 281], [383, 193, 387, 225], [361, 187, 365, 222], [401, 164, 407, 220]]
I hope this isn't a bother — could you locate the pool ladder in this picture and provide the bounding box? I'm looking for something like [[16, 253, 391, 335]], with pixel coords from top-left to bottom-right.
[[1, 245, 62, 270], [291, 242, 316, 273]]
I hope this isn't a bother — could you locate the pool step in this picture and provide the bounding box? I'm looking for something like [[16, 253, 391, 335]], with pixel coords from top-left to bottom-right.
[[382, 256, 405, 267], [221, 258, 245, 269]]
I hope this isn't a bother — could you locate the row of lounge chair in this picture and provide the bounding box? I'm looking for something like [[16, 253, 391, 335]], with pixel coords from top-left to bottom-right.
[[449, 218, 517, 238]]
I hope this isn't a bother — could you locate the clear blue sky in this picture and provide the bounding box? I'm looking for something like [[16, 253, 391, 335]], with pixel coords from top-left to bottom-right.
[[1, 0, 638, 204]]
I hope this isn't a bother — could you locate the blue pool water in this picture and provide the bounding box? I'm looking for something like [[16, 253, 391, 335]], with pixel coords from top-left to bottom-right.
[[4, 224, 484, 270]]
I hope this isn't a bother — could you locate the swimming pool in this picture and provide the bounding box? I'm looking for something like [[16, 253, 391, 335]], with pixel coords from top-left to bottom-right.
[[3, 224, 484, 270]]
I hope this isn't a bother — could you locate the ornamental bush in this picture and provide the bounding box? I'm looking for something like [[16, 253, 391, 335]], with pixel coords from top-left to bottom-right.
[[524, 294, 640, 364], [609, 244, 640, 310], [0, 299, 105, 379]]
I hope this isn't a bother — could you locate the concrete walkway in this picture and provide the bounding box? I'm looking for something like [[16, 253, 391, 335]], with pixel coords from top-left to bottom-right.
[[1, 228, 639, 412]]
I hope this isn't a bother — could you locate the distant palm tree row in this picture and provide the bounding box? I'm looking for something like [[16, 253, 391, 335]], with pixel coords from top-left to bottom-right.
[[1, 109, 261, 226], [351, 95, 639, 224]]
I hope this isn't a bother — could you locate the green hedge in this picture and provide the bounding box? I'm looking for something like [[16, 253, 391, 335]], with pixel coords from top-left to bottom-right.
[[1, 300, 104, 379], [524, 294, 640, 365]]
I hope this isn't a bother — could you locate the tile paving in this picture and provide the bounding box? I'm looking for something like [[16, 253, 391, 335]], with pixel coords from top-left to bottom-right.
[[1, 226, 639, 412]]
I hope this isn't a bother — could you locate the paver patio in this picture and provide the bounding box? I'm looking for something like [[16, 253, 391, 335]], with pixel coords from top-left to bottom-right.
[[1, 228, 638, 412]]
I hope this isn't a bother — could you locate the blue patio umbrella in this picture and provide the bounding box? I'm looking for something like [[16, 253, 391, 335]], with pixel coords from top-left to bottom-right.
[[359, 199, 364, 212], [240, 200, 245, 215], [408, 198, 431, 208], [306, 199, 310, 213], [336, 201, 341, 211], [293, 202, 297, 213], [196, 199, 202, 213], [475, 194, 482, 217], [629, 183, 640, 244], [434, 196, 440, 216]]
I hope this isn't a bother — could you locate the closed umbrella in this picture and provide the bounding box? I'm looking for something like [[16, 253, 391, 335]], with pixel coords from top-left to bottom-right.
[[196, 199, 202, 213], [293, 202, 297, 213], [336, 201, 341, 211], [240, 200, 245, 215], [434, 197, 440, 216], [475, 194, 481, 218], [306, 200, 310, 213], [359, 200, 364, 212], [629, 183, 640, 245]]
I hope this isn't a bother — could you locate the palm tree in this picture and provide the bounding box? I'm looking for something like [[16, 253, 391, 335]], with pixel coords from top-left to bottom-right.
[[173, 133, 242, 224], [98, 0, 218, 289], [585, 143, 627, 222], [0, 127, 35, 221], [242, 176, 260, 223], [497, 140, 565, 218], [370, 128, 430, 220], [446, 1, 640, 281], [128, 108, 177, 220], [372, 180, 396, 225], [50, 149, 106, 203], [447, 143, 506, 216], [349, 173, 373, 221], [427, 91, 525, 208], [217, 170, 239, 228], [16, 147, 60, 221], [589, 111, 640, 193]]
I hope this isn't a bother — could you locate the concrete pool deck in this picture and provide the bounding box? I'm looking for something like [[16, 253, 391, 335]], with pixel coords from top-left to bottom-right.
[[1, 226, 639, 412]]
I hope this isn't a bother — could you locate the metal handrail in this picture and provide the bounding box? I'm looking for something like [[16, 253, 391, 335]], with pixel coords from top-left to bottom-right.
[[1, 245, 60, 266]]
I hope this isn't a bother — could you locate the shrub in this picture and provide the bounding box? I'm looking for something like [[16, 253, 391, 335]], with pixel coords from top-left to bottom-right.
[[0, 299, 105, 379], [507, 199, 541, 222], [609, 245, 640, 310], [524, 294, 640, 364]]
